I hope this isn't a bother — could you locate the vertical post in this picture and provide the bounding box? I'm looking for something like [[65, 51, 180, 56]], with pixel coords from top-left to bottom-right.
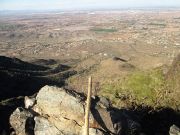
[[84, 76, 92, 135]]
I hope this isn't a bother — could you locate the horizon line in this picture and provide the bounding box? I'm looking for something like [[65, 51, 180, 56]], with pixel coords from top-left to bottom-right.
[[1, 6, 180, 12]]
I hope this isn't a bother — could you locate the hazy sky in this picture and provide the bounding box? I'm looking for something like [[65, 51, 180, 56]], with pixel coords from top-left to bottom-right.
[[1, 0, 180, 10]]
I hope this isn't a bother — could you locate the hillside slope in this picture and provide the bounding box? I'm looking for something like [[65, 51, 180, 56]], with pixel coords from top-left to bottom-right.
[[0, 56, 76, 134]]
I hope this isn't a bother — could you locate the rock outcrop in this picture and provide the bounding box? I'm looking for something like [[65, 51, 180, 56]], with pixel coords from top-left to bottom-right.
[[169, 125, 180, 135], [10, 85, 141, 135], [9, 107, 34, 135]]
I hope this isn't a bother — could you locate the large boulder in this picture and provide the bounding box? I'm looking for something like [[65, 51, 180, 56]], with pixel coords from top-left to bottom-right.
[[34, 85, 116, 134], [34, 85, 85, 134]]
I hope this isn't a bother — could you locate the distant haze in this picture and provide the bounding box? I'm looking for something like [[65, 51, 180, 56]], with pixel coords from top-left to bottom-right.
[[1, 0, 180, 10]]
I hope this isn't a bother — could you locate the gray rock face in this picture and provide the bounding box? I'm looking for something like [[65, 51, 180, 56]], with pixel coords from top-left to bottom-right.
[[35, 85, 84, 134], [9, 107, 34, 135], [169, 125, 180, 135], [36, 85, 84, 121], [34, 116, 63, 135]]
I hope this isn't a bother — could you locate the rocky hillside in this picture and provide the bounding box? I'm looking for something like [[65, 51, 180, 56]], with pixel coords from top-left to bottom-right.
[[1, 55, 180, 135], [0, 56, 76, 134], [10, 85, 141, 135], [0, 56, 76, 100], [9, 85, 180, 135]]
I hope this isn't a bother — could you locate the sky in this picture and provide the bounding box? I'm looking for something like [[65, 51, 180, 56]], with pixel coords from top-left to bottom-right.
[[1, 0, 180, 10]]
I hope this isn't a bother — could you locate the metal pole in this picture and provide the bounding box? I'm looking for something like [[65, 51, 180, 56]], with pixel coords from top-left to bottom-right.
[[84, 76, 92, 135]]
